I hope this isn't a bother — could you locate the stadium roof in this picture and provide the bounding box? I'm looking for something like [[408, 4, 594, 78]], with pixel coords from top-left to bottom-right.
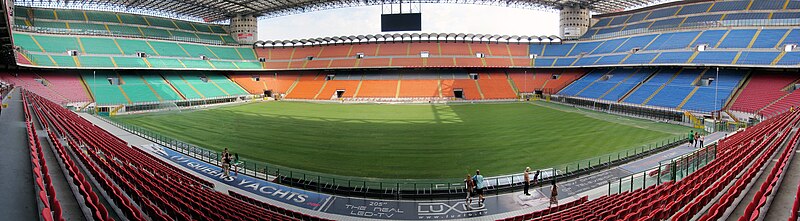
[[14, 0, 672, 22]]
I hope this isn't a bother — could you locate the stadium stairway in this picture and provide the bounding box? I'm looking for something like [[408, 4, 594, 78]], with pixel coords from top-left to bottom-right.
[[762, 132, 800, 220], [0, 88, 39, 220]]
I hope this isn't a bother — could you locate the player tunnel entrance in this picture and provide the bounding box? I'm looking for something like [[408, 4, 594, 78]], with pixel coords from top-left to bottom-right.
[[453, 88, 464, 99], [335, 90, 346, 98], [264, 90, 273, 97]]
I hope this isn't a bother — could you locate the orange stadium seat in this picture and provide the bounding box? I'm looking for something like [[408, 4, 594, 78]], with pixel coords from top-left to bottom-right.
[[318, 45, 352, 58], [316, 80, 360, 99], [285, 74, 325, 99], [305, 60, 330, 69], [454, 79, 481, 100], [329, 59, 357, 68], [484, 58, 513, 67], [351, 44, 379, 56], [512, 58, 532, 66], [359, 58, 391, 67], [454, 58, 482, 67], [478, 76, 516, 99], [440, 43, 472, 56], [263, 73, 301, 93], [392, 58, 424, 67], [264, 62, 289, 69], [292, 47, 323, 59], [544, 69, 586, 93], [399, 80, 440, 97], [408, 43, 440, 56], [428, 58, 456, 67], [288, 61, 305, 69], [229, 74, 266, 94], [356, 80, 398, 97], [487, 44, 511, 57], [263, 48, 294, 60], [377, 43, 408, 56], [508, 44, 529, 56]]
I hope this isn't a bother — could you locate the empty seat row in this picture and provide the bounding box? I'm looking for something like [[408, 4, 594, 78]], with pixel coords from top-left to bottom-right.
[[24, 90, 321, 221]]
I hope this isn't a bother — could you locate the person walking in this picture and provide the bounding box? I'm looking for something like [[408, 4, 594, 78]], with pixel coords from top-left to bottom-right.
[[688, 130, 694, 147], [523, 167, 531, 196], [464, 174, 474, 205], [473, 170, 486, 205], [549, 179, 558, 207], [694, 132, 700, 148], [533, 170, 541, 187]]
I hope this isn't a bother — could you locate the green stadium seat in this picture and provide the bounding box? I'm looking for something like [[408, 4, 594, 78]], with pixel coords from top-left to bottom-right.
[[14, 7, 28, 18], [182, 74, 227, 97], [12, 33, 42, 52], [147, 58, 185, 68], [31, 21, 67, 29], [206, 74, 247, 95], [55, 9, 86, 21], [222, 35, 238, 44], [147, 41, 190, 57], [194, 23, 213, 33], [145, 17, 177, 29], [107, 24, 143, 36], [68, 23, 107, 33], [208, 46, 241, 60], [118, 14, 148, 26], [114, 57, 149, 68], [234, 62, 262, 69], [181, 59, 213, 69], [210, 25, 226, 34], [211, 61, 237, 69], [173, 21, 196, 31], [115, 39, 155, 55], [33, 8, 56, 20], [236, 48, 257, 60], [80, 37, 123, 55], [142, 75, 182, 101], [34, 35, 80, 53], [51, 55, 77, 67], [14, 18, 28, 26], [163, 74, 203, 99], [29, 54, 56, 66], [180, 43, 215, 58], [119, 75, 160, 103], [138, 27, 171, 38], [83, 71, 130, 105], [85, 11, 120, 23], [78, 56, 114, 67], [196, 33, 224, 43], [171, 30, 199, 41]]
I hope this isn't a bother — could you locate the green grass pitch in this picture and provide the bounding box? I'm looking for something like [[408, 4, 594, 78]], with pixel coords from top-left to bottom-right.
[[113, 101, 689, 179]]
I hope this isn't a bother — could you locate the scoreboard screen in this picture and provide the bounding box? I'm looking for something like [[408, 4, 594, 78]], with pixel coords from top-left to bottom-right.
[[381, 13, 422, 32]]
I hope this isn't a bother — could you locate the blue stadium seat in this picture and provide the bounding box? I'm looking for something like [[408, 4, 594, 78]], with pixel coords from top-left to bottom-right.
[[646, 6, 681, 19], [595, 55, 627, 65], [568, 42, 603, 56], [624, 68, 680, 104], [559, 69, 608, 95], [574, 56, 601, 66], [693, 51, 739, 64], [615, 34, 658, 53], [751, 29, 789, 48], [708, 0, 749, 12], [681, 70, 746, 112], [592, 38, 629, 54], [677, 3, 713, 15], [693, 30, 728, 47], [543, 43, 575, 56], [717, 29, 757, 48], [554, 58, 577, 67], [736, 52, 780, 65], [750, 0, 786, 10], [653, 52, 693, 64], [645, 31, 701, 50], [534, 58, 555, 67], [623, 53, 658, 64], [609, 15, 632, 26]]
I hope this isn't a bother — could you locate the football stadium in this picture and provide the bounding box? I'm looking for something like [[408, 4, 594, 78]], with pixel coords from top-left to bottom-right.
[[2, 0, 800, 220]]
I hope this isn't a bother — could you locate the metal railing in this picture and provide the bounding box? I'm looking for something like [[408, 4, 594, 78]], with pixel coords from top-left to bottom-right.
[[13, 25, 235, 46], [607, 143, 717, 195], [586, 18, 800, 40], [100, 114, 690, 199]]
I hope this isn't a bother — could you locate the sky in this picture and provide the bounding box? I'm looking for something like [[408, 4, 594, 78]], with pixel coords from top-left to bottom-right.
[[257, 4, 561, 40]]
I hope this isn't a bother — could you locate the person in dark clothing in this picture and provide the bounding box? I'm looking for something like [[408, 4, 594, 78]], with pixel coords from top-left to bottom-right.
[[523, 167, 531, 196]]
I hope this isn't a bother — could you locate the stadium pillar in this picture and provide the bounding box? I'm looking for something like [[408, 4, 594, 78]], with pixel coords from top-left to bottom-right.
[[559, 6, 591, 39], [230, 14, 258, 44]]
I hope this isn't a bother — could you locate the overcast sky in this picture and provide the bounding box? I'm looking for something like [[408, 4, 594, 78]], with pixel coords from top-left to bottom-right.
[[258, 4, 561, 40]]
